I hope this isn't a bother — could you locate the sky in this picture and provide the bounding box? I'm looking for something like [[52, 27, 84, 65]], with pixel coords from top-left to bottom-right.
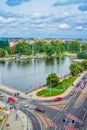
[[0, 0, 87, 38]]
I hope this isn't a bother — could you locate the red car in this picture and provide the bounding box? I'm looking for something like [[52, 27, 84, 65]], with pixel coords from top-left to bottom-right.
[[53, 97, 62, 102], [35, 107, 45, 113]]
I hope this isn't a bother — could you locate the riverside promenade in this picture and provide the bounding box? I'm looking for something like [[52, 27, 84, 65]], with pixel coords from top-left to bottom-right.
[[0, 71, 87, 100], [26, 71, 87, 100]]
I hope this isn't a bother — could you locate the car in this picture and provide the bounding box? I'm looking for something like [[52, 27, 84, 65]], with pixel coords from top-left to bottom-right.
[[81, 84, 85, 89], [0, 92, 4, 97], [20, 102, 28, 108], [35, 107, 45, 113], [3, 98, 9, 103], [70, 91, 74, 96], [53, 97, 62, 102]]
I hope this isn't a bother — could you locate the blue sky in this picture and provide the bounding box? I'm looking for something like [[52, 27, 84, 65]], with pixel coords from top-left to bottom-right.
[[0, 0, 87, 38]]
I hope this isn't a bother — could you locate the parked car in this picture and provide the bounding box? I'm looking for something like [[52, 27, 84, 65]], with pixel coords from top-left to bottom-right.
[[53, 97, 62, 102], [35, 107, 45, 113], [20, 102, 28, 108]]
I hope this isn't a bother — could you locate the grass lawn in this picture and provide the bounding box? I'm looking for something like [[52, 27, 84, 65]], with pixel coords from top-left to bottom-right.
[[36, 76, 76, 97]]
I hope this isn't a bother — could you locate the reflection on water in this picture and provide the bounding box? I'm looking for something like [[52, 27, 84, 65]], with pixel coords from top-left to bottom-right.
[[0, 56, 72, 92]]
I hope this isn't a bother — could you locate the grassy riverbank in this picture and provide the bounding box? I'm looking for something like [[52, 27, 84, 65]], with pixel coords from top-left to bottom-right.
[[36, 76, 76, 97]]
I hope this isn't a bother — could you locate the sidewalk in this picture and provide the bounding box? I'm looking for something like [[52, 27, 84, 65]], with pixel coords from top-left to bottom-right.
[[2, 109, 32, 130]]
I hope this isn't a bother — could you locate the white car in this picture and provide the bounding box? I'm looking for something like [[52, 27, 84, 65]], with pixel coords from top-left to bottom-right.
[[20, 102, 28, 108], [70, 91, 74, 96], [0, 92, 4, 97]]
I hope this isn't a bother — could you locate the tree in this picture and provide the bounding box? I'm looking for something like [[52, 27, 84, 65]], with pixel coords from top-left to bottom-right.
[[6, 47, 12, 55], [46, 73, 59, 88], [68, 40, 80, 53], [11, 45, 16, 54], [16, 42, 30, 55], [77, 51, 87, 59], [0, 49, 5, 57], [0, 39, 9, 49], [81, 44, 87, 51], [31, 41, 46, 54], [44, 43, 54, 56], [81, 60, 87, 70], [70, 62, 83, 76]]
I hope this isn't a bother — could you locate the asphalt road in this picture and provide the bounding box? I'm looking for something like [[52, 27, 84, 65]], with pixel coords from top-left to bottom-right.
[[0, 73, 87, 130]]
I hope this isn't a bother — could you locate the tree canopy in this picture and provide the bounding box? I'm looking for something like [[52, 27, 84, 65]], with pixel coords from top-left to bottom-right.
[[46, 73, 59, 88], [70, 62, 83, 76], [16, 42, 30, 55]]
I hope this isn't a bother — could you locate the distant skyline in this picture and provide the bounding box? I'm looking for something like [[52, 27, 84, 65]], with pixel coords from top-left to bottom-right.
[[0, 0, 87, 38]]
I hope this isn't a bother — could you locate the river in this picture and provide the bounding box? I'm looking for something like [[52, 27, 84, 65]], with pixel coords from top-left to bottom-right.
[[0, 56, 72, 92]]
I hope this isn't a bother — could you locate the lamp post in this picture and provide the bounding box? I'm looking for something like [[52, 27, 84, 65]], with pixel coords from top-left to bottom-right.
[[50, 78, 52, 95], [26, 109, 29, 130]]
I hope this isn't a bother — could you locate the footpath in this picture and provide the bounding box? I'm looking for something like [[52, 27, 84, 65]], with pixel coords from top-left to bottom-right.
[[2, 109, 32, 130]]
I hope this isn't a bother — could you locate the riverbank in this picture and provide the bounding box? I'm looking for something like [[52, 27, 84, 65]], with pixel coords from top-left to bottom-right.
[[0, 71, 87, 100], [0, 53, 77, 62], [73, 59, 84, 62], [26, 71, 87, 100]]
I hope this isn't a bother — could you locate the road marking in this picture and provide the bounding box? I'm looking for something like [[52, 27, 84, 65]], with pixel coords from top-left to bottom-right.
[[74, 87, 82, 92], [48, 105, 63, 111], [66, 113, 83, 124], [63, 125, 79, 130]]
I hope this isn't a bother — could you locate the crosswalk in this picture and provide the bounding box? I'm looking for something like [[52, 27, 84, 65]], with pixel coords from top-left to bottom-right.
[[30, 115, 80, 130]]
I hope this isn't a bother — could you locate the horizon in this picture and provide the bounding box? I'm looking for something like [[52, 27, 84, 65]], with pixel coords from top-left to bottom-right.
[[0, 0, 87, 38]]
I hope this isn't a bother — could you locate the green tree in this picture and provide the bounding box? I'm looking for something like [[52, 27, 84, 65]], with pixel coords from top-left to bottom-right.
[[16, 42, 30, 55], [32, 41, 46, 54], [81, 44, 87, 51], [0, 49, 5, 57], [44, 43, 54, 56], [77, 51, 87, 59], [70, 62, 83, 76], [46, 73, 59, 88], [68, 40, 80, 53], [81, 60, 87, 70], [51, 41, 65, 55], [6, 46, 12, 55], [0, 39, 9, 49]]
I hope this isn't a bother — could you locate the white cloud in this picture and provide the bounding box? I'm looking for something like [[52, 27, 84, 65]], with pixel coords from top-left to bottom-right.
[[0, 16, 15, 23], [76, 26, 83, 30], [58, 23, 70, 29]]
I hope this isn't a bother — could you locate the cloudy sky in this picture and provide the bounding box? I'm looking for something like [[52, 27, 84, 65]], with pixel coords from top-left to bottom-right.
[[0, 0, 87, 38]]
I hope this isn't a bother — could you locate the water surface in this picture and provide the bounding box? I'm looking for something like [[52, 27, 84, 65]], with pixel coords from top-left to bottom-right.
[[0, 56, 72, 92]]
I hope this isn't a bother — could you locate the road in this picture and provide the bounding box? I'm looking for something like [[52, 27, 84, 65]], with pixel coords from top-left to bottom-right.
[[0, 74, 87, 130]]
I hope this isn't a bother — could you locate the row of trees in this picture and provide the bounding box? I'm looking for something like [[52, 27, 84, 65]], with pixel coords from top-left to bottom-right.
[[0, 39, 87, 58], [0, 40, 81, 57]]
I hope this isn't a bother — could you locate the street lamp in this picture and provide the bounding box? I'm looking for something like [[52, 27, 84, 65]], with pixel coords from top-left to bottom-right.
[[50, 78, 52, 95], [26, 109, 29, 130]]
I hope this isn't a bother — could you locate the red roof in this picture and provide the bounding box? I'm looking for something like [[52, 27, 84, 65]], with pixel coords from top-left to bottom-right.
[[8, 97, 16, 103]]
